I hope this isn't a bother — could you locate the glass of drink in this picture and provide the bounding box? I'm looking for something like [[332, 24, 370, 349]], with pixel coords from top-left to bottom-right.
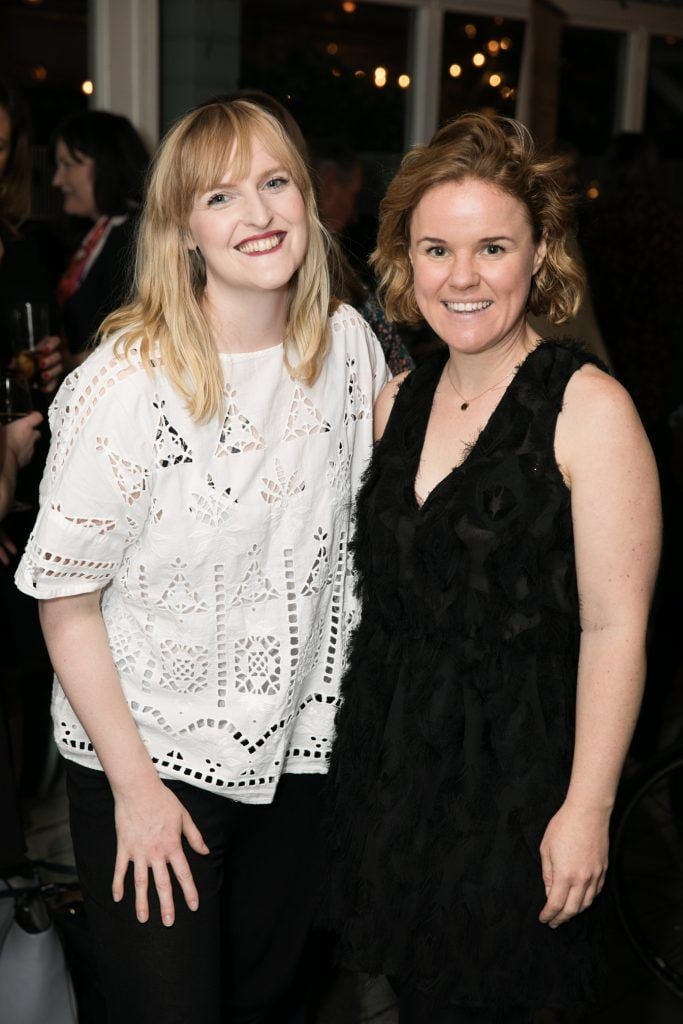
[[9, 301, 50, 387], [1, 371, 34, 512]]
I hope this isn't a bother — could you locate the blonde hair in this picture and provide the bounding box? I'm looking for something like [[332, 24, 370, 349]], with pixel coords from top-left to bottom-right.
[[101, 100, 333, 422], [373, 113, 584, 326]]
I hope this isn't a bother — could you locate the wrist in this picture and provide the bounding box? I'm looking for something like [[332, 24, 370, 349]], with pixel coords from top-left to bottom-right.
[[562, 793, 615, 818], [106, 752, 161, 800]]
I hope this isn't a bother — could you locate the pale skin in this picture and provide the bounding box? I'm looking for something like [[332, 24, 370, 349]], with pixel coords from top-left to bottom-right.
[[38, 133, 309, 927], [374, 178, 661, 928]]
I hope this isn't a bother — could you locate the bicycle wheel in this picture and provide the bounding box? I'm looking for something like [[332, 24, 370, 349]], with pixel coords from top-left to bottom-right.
[[612, 744, 683, 998]]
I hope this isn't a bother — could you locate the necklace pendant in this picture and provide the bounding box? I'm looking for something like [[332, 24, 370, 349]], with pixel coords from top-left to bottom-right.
[[461, 401, 469, 411]]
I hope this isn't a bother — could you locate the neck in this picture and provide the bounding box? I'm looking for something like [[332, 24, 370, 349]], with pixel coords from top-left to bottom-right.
[[204, 285, 288, 355], [447, 322, 539, 394]]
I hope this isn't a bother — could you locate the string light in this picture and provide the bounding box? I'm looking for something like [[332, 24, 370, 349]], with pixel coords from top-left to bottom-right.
[[342, 1, 357, 12], [374, 66, 387, 88], [487, 40, 500, 55], [473, 53, 486, 67], [398, 74, 411, 88], [464, 24, 477, 39], [449, 63, 462, 78], [587, 181, 600, 200], [31, 66, 47, 81], [81, 80, 94, 95], [500, 37, 512, 51], [489, 73, 502, 88], [327, 43, 338, 55]]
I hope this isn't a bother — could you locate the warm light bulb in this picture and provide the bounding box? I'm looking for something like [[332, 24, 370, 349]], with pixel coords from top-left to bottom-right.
[[342, 1, 357, 12], [473, 53, 486, 67], [464, 24, 477, 39], [374, 66, 387, 88], [81, 80, 94, 96], [487, 40, 500, 55], [500, 37, 512, 51], [449, 63, 462, 78], [398, 74, 410, 89], [489, 73, 502, 88], [327, 43, 338, 55]]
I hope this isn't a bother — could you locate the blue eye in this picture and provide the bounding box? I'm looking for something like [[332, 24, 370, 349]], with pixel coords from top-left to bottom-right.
[[264, 176, 289, 190], [207, 192, 231, 207]]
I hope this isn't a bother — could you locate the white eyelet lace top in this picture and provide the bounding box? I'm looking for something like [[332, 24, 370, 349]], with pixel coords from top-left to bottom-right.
[[16, 304, 388, 803]]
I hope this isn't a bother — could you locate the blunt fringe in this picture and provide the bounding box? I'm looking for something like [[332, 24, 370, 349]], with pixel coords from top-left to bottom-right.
[[372, 113, 584, 326], [100, 100, 333, 423]]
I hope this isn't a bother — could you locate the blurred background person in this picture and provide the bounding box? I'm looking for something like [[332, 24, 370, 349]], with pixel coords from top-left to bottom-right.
[[0, 80, 63, 394], [52, 110, 149, 367]]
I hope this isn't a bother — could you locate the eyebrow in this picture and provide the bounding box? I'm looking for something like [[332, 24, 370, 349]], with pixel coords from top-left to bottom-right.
[[204, 166, 288, 193], [416, 234, 517, 245]]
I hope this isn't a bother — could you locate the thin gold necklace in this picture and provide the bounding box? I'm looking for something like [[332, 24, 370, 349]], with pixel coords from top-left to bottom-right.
[[446, 361, 515, 412]]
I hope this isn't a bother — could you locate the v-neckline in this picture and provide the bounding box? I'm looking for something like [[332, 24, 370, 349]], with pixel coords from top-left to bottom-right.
[[411, 342, 545, 515]]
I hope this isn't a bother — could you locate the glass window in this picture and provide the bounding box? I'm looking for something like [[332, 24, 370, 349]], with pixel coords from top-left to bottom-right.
[[557, 27, 622, 157], [440, 12, 526, 124], [239, 0, 412, 155], [0, 0, 88, 145], [646, 33, 683, 159]]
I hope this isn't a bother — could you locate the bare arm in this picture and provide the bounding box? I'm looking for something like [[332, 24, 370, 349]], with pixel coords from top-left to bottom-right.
[[373, 371, 409, 441], [39, 593, 209, 925], [538, 366, 661, 927]]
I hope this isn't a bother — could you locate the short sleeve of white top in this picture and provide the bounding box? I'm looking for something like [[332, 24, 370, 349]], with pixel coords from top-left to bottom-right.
[[16, 304, 389, 803]]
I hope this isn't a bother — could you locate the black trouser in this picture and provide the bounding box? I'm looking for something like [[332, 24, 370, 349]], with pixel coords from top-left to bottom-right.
[[397, 984, 533, 1024], [66, 761, 325, 1024]]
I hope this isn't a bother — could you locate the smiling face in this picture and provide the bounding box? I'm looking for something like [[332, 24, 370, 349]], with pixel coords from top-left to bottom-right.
[[187, 134, 308, 309], [409, 178, 546, 355], [52, 138, 99, 220]]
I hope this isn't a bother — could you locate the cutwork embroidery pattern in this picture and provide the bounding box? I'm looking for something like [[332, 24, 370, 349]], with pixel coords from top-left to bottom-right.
[[17, 306, 389, 802]]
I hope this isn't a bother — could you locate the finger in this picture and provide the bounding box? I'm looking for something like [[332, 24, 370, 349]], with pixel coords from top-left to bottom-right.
[[169, 850, 199, 912], [580, 882, 599, 912], [37, 335, 60, 352], [548, 883, 589, 927], [112, 848, 129, 903], [539, 846, 553, 897], [182, 810, 210, 855], [133, 859, 150, 923], [151, 860, 176, 927], [539, 879, 570, 925], [0, 547, 10, 567]]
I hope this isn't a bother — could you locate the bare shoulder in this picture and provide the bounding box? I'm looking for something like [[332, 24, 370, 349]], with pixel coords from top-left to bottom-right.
[[556, 363, 653, 483], [374, 370, 411, 441]]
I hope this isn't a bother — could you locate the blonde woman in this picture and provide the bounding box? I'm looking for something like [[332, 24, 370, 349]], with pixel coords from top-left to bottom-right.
[[325, 114, 660, 1022], [16, 100, 386, 1023]]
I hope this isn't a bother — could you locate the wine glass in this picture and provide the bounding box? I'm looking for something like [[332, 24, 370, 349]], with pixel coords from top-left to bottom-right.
[[9, 301, 50, 387], [1, 371, 34, 512]]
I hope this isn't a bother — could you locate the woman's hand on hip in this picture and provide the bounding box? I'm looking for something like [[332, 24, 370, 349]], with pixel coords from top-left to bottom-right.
[[112, 777, 210, 927], [538, 802, 609, 928]]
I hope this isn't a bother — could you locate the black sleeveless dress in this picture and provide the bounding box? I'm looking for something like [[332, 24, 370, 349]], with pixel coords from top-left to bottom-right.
[[325, 341, 605, 1011]]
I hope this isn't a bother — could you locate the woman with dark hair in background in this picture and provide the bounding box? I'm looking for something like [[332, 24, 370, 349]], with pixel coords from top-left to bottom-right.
[[52, 110, 149, 366]]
